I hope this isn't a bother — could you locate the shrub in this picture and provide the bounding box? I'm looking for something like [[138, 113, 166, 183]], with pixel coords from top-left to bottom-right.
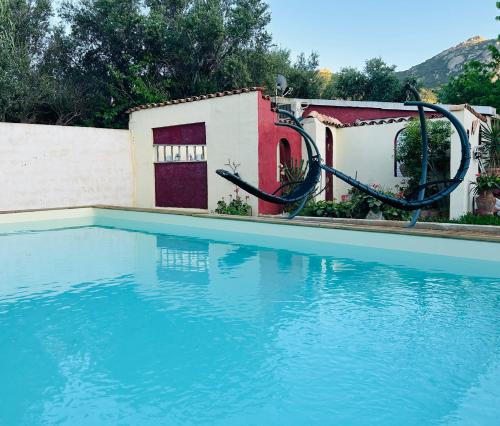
[[299, 185, 411, 221], [419, 213, 500, 226], [215, 194, 251, 216], [215, 159, 252, 216]]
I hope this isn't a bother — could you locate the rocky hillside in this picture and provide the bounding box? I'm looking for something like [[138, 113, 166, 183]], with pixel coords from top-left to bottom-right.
[[397, 36, 498, 88]]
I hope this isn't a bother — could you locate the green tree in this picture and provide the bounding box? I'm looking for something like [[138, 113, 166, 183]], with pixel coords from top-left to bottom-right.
[[285, 52, 324, 99], [53, 0, 275, 127], [0, 0, 53, 122], [328, 67, 367, 101], [144, 0, 272, 97], [0, 0, 327, 127], [56, 0, 162, 127], [397, 119, 452, 192], [327, 57, 403, 102], [363, 57, 401, 101]]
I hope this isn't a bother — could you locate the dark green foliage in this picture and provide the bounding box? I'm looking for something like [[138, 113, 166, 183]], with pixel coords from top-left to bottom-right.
[[396, 119, 452, 191], [0, 0, 327, 128], [327, 57, 410, 102], [419, 213, 500, 226], [215, 193, 251, 215], [363, 58, 403, 102], [327, 67, 367, 101], [2, 1, 497, 128], [285, 52, 324, 99], [0, 0, 53, 122], [299, 187, 411, 221]]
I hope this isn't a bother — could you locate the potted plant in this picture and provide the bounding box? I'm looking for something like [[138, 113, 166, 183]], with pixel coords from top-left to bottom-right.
[[472, 174, 500, 215], [479, 122, 500, 176]]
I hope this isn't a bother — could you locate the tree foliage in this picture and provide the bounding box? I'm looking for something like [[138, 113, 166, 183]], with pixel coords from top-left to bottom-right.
[[0, 0, 325, 128], [0, 0, 53, 122], [2, 1, 497, 128], [396, 119, 452, 191], [326, 57, 409, 102]]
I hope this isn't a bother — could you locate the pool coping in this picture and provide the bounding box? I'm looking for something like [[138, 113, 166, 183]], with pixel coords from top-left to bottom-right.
[[95, 205, 500, 243], [0, 205, 499, 243]]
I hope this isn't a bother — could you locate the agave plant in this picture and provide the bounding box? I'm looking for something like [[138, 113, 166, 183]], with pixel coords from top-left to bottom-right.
[[479, 122, 500, 171], [280, 159, 310, 213]]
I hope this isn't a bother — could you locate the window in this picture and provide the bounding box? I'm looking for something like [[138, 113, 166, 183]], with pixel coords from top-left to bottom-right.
[[278, 138, 291, 181], [154, 145, 207, 163], [153, 122, 207, 163]]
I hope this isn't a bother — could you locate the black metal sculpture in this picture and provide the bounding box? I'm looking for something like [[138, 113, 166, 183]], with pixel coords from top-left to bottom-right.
[[216, 86, 470, 225]]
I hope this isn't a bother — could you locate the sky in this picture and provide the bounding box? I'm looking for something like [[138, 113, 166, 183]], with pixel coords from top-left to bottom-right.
[[266, 0, 499, 72]]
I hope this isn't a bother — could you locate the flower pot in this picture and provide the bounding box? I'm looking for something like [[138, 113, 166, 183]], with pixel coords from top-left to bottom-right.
[[475, 191, 496, 216], [365, 209, 383, 220], [486, 167, 500, 177]]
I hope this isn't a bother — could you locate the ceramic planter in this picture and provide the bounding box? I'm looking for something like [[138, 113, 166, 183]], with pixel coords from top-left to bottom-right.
[[475, 191, 496, 216]]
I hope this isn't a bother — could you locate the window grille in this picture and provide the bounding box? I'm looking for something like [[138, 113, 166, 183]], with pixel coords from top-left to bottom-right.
[[154, 145, 207, 163]]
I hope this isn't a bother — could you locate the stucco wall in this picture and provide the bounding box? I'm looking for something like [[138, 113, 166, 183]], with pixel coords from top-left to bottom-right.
[[449, 108, 482, 219], [129, 92, 260, 214], [332, 122, 406, 199], [302, 117, 328, 201], [257, 96, 302, 214], [0, 122, 133, 211]]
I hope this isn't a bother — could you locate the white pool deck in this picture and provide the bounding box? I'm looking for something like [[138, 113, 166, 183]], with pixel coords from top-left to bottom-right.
[[0, 205, 498, 261]]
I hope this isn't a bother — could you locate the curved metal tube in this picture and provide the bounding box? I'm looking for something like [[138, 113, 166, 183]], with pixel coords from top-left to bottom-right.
[[216, 100, 470, 216], [215, 108, 321, 206], [406, 85, 428, 227], [320, 101, 470, 211]]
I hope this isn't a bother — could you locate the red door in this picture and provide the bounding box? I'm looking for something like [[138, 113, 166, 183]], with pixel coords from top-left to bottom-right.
[[325, 128, 334, 201], [153, 122, 208, 209], [155, 162, 207, 209]]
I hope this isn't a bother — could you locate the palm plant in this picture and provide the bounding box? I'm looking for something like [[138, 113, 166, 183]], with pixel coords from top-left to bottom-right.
[[479, 122, 500, 172]]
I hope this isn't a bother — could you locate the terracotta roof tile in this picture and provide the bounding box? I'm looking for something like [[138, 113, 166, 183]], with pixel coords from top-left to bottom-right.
[[464, 104, 487, 122], [307, 110, 443, 128], [126, 87, 265, 113]]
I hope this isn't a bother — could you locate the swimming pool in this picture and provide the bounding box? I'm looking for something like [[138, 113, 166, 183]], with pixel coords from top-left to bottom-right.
[[1, 208, 499, 425]]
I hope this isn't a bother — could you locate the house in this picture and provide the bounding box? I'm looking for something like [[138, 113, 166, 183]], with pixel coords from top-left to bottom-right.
[[127, 88, 496, 219]]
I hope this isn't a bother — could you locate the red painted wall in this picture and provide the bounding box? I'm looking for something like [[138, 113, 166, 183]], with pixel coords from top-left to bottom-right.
[[303, 105, 435, 125], [153, 122, 206, 145], [258, 96, 302, 215], [155, 162, 208, 209]]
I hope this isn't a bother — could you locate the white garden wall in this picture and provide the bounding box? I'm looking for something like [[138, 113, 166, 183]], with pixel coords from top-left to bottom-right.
[[0, 122, 133, 211]]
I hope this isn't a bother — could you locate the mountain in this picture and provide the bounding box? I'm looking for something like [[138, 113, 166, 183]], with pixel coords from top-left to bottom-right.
[[397, 36, 498, 88]]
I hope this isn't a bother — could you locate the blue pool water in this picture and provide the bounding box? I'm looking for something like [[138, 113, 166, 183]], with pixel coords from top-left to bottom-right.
[[0, 225, 499, 425]]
